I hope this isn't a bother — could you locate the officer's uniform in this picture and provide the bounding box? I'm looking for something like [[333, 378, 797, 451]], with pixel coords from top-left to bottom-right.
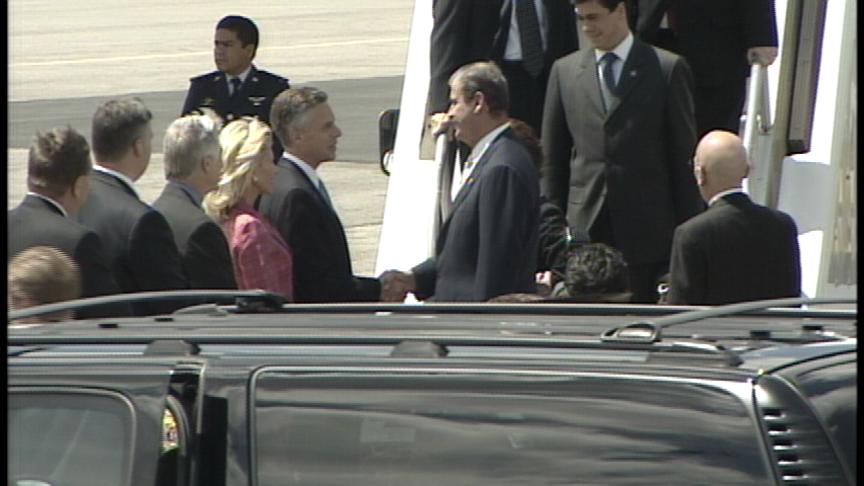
[[181, 65, 290, 159]]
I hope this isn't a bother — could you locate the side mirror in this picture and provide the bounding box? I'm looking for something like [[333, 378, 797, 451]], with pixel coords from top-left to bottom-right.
[[378, 109, 399, 176]]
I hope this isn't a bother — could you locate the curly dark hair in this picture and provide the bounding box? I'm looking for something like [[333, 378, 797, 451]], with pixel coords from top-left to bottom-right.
[[564, 243, 630, 295]]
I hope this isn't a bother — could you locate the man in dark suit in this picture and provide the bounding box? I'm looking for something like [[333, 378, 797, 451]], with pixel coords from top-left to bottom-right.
[[541, 0, 703, 303], [401, 62, 540, 302], [8, 126, 128, 318], [429, 0, 577, 243], [152, 114, 237, 290], [78, 98, 189, 315], [633, 0, 779, 136], [257, 87, 384, 302], [667, 131, 800, 305], [181, 15, 290, 159]]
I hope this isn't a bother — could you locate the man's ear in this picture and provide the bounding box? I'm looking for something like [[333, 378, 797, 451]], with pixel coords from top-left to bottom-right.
[[473, 92, 486, 114], [131, 137, 145, 158], [70, 174, 88, 201], [201, 154, 213, 173], [244, 43, 256, 62], [694, 164, 706, 186]]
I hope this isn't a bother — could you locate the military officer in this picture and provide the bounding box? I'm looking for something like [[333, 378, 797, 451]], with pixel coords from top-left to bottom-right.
[[181, 15, 290, 159]]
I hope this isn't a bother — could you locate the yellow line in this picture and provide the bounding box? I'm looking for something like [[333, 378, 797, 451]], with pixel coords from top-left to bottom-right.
[[11, 37, 409, 68]]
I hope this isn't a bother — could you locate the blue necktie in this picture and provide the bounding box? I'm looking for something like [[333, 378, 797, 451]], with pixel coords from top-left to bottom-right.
[[230, 77, 242, 97], [318, 181, 335, 209], [601, 52, 619, 94]]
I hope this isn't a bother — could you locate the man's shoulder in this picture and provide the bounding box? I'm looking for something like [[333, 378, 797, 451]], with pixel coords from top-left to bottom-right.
[[90, 178, 149, 214], [491, 132, 538, 168], [250, 67, 290, 86], [153, 191, 210, 227], [189, 70, 224, 84], [9, 204, 96, 252], [553, 48, 586, 67]]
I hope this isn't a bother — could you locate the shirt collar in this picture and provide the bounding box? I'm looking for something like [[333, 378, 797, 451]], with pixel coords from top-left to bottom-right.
[[228, 65, 253, 84], [169, 180, 203, 206], [594, 31, 634, 63], [93, 164, 141, 200], [26, 192, 68, 218], [280, 152, 322, 188], [468, 122, 511, 166], [708, 187, 746, 206]]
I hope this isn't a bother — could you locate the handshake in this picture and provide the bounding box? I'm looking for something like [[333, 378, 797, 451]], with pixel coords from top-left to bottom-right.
[[377, 270, 416, 302]]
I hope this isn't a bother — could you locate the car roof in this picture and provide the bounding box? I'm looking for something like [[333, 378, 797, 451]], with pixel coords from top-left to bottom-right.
[[9, 295, 857, 378]]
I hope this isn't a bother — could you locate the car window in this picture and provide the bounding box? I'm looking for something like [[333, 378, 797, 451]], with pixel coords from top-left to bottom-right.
[[794, 360, 857, 479], [253, 371, 771, 485], [8, 390, 134, 486]]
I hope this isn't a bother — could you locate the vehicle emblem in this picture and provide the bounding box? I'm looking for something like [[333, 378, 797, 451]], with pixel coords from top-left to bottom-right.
[[249, 96, 267, 106]]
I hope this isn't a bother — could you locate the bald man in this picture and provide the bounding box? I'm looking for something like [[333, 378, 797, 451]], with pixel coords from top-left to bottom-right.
[[666, 131, 800, 305]]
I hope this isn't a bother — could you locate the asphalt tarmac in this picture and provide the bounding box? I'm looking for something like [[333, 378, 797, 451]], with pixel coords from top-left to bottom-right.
[[8, 0, 414, 275]]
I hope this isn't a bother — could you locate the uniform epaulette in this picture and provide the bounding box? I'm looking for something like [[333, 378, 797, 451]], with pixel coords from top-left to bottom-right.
[[190, 70, 224, 83], [251, 68, 290, 85]]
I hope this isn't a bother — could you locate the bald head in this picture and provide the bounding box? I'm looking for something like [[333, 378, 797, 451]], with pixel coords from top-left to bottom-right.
[[693, 130, 750, 201]]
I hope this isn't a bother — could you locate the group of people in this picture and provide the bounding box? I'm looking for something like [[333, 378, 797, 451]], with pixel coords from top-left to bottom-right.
[[8, 1, 801, 320], [422, 0, 799, 306]]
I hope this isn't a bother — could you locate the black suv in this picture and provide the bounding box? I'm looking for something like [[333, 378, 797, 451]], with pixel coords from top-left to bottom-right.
[[8, 293, 857, 485]]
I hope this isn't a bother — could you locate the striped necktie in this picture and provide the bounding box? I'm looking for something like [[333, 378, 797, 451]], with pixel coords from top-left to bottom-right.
[[516, 0, 544, 77]]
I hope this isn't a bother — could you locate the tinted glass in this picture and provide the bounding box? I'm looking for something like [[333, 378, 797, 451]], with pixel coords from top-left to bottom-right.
[[254, 372, 771, 485], [795, 360, 857, 478], [8, 391, 133, 486]]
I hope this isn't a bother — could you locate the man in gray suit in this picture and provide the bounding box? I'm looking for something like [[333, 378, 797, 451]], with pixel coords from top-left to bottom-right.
[[541, 0, 703, 302]]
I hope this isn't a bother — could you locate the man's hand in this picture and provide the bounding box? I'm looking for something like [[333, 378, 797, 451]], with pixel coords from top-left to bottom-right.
[[748, 46, 778, 66], [430, 112, 455, 139], [378, 270, 415, 302]]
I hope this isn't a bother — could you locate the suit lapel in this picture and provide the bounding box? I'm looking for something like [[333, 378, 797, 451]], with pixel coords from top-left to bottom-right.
[[284, 158, 340, 220], [576, 52, 606, 118], [606, 39, 650, 119], [438, 129, 510, 247]]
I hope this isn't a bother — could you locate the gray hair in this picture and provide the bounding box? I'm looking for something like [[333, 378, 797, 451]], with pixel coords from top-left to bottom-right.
[[269, 87, 329, 147], [163, 113, 222, 179], [449, 61, 509, 114]]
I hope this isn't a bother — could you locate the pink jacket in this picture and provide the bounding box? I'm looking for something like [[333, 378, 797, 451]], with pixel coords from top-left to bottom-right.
[[220, 201, 294, 301]]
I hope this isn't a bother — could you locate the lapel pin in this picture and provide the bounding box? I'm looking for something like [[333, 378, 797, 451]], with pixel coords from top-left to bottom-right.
[[252, 76, 259, 83], [214, 76, 221, 82], [630, 70, 637, 77]]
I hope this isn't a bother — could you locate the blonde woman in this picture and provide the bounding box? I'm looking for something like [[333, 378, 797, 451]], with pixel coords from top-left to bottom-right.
[[203, 117, 294, 301]]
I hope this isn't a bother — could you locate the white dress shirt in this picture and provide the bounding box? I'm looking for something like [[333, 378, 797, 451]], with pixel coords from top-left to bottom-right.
[[227, 65, 252, 96], [450, 122, 511, 201]]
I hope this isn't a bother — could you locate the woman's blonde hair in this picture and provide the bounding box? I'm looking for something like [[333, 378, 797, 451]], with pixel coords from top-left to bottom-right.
[[203, 117, 273, 221]]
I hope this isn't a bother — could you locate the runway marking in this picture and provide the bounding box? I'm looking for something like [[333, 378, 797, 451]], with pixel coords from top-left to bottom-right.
[[11, 37, 410, 68]]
